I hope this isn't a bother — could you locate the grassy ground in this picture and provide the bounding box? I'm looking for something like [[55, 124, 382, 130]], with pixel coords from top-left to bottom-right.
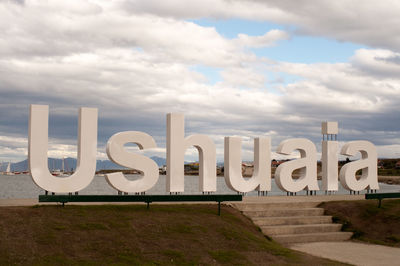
[[320, 199, 400, 247], [0, 204, 343, 265], [378, 168, 400, 177]]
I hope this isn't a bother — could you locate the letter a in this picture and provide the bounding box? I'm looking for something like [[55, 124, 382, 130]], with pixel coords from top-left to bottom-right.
[[339, 141, 379, 191], [275, 138, 319, 193], [29, 105, 97, 193]]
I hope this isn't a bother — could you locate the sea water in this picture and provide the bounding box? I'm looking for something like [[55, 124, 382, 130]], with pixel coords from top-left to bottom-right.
[[0, 174, 399, 199]]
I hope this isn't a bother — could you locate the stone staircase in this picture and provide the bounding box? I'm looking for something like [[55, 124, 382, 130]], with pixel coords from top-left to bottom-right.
[[234, 201, 352, 245]]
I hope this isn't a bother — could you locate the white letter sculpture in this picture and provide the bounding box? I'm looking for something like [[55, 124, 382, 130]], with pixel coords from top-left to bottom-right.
[[106, 131, 159, 193], [224, 137, 271, 193], [167, 113, 216, 193], [275, 138, 319, 193], [321, 122, 339, 192], [29, 105, 97, 193], [339, 141, 379, 191]]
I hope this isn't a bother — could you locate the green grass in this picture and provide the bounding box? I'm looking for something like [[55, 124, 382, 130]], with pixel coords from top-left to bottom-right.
[[0, 204, 345, 265], [209, 250, 248, 265], [321, 199, 400, 247]]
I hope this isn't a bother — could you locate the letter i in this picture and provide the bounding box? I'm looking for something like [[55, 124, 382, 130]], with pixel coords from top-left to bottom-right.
[[321, 122, 339, 193]]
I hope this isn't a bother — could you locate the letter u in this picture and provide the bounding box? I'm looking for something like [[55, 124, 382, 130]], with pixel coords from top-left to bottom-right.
[[28, 105, 98, 193], [224, 137, 271, 193]]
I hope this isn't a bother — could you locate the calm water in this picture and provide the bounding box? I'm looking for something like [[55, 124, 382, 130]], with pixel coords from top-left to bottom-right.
[[0, 174, 399, 199]]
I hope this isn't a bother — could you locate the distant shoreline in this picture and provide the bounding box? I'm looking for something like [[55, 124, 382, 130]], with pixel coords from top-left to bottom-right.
[[378, 176, 400, 185], [93, 173, 400, 185]]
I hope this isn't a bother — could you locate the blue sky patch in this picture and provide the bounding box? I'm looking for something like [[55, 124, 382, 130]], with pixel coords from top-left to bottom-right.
[[190, 18, 365, 63]]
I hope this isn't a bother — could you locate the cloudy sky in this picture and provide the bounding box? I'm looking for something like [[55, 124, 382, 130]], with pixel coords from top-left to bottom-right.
[[1, 0, 400, 163]]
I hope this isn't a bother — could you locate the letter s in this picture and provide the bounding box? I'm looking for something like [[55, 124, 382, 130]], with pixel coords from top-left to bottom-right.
[[106, 131, 159, 193]]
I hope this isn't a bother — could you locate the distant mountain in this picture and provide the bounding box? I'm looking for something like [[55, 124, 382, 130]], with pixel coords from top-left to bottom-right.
[[6, 156, 167, 172], [151, 156, 166, 167], [1, 160, 28, 172]]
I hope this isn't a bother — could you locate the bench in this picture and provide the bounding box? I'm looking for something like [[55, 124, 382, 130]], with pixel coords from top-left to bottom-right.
[[38, 194, 243, 215], [365, 192, 400, 208]]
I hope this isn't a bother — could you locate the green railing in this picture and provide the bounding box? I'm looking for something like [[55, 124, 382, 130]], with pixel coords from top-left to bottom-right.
[[39, 194, 243, 215], [365, 192, 400, 207]]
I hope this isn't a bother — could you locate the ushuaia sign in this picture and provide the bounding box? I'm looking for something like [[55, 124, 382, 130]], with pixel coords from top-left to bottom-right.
[[28, 105, 378, 195]]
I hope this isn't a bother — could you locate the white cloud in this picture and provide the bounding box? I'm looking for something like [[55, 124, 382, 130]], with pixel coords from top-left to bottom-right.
[[1, 1, 246, 67], [270, 48, 400, 157], [236, 30, 290, 48], [124, 0, 400, 52], [351, 49, 400, 78], [219, 67, 266, 88], [0, 1, 399, 162]]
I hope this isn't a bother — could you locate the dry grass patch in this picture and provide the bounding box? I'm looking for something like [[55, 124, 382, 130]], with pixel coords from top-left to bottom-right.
[[320, 199, 400, 247], [0, 204, 344, 265]]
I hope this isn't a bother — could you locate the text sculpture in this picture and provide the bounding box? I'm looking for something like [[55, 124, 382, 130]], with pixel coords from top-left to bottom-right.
[[28, 105, 379, 194]]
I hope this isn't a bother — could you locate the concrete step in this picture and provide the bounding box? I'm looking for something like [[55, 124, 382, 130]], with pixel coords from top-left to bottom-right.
[[243, 208, 324, 218], [261, 223, 341, 235], [273, 232, 353, 244], [234, 201, 319, 211], [252, 215, 333, 226]]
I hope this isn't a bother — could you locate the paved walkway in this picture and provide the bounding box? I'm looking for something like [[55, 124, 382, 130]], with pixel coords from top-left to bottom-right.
[[0, 198, 39, 206], [291, 241, 400, 266]]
